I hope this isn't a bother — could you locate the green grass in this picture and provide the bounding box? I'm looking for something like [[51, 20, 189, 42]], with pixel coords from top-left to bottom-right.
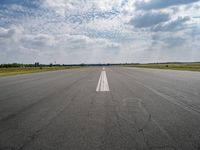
[[0, 66, 80, 76], [125, 63, 200, 72]]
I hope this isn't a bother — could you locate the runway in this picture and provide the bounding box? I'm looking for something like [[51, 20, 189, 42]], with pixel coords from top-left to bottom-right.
[[0, 67, 200, 150]]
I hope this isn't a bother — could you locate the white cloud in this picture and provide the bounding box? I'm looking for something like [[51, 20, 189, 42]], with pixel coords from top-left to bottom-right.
[[21, 34, 56, 49], [135, 0, 199, 10], [129, 11, 170, 28], [152, 16, 190, 32], [0, 0, 200, 63]]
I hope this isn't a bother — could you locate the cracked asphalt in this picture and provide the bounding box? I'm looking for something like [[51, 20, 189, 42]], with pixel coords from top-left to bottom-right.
[[0, 67, 200, 150]]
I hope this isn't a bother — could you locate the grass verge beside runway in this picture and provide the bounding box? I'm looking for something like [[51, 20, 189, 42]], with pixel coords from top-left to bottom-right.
[[0, 66, 80, 76], [125, 63, 200, 72]]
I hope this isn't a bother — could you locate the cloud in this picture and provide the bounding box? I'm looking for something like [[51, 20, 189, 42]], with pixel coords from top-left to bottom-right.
[[0, 0, 40, 7], [0, 28, 15, 38], [163, 37, 186, 48], [152, 16, 190, 32], [151, 33, 186, 48], [129, 11, 170, 28], [136, 0, 199, 10], [0, 26, 23, 42], [21, 34, 56, 50], [0, 0, 200, 63], [65, 9, 120, 25]]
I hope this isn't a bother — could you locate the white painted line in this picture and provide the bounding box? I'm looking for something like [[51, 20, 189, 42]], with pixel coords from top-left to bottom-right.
[[96, 71, 103, 92], [96, 68, 110, 92]]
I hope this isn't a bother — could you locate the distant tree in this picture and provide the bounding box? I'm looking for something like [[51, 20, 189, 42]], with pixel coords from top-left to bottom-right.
[[35, 62, 39, 67]]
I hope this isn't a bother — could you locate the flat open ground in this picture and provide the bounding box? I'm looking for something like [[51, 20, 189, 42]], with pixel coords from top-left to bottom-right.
[[126, 63, 200, 72], [0, 66, 80, 76], [0, 67, 200, 150]]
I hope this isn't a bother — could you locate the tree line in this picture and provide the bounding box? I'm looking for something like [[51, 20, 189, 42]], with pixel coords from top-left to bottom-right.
[[0, 62, 71, 68]]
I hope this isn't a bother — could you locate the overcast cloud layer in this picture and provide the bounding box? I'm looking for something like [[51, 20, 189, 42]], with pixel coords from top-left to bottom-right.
[[0, 0, 200, 64]]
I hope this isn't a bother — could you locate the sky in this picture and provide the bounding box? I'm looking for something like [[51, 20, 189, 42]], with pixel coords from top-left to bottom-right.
[[0, 0, 200, 64]]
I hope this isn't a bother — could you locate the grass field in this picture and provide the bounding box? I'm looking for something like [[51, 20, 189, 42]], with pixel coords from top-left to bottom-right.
[[125, 63, 200, 72], [0, 66, 80, 76]]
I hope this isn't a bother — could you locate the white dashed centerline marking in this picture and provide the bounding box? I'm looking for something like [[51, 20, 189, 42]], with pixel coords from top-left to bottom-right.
[[96, 67, 110, 92]]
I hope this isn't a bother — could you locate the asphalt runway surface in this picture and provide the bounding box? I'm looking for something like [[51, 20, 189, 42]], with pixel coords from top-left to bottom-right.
[[0, 67, 200, 150]]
